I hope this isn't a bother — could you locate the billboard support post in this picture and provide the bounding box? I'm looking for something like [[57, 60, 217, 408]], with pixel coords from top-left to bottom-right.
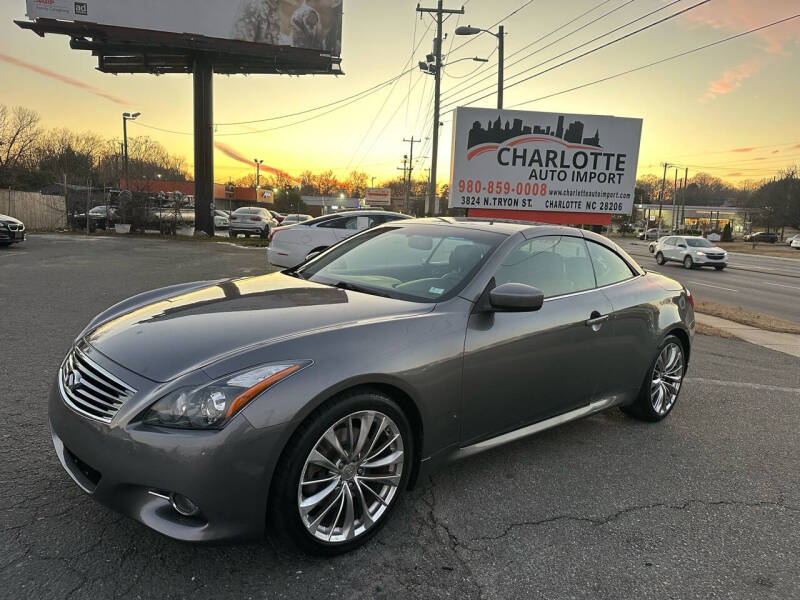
[[193, 56, 214, 237]]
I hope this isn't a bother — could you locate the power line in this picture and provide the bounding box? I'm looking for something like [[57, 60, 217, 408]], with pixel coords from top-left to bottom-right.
[[442, 0, 615, 98], [447, 0, 538, 56], [441, 0, 712, 111], [441, 0, 650, 103], [504, 13, 800, 109]]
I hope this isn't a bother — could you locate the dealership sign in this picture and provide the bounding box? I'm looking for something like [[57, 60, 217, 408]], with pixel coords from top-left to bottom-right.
[[24, 0, 343, 55], [365, 188, 391, 207], [449, 107, 642, 215]]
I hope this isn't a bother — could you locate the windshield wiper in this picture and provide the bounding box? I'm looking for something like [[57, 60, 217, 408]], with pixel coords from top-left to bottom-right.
[[283, 268, 307, 280], [331, 281, 391, 298]]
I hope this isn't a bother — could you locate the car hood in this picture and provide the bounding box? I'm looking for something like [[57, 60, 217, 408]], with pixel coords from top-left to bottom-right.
[[693, 246, 725, 253], [0, 214, 23, 225], [84, 272, 432, 382]]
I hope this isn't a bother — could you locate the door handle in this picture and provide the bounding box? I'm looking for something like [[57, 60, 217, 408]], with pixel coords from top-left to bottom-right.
[[585, 312, 609, 327]]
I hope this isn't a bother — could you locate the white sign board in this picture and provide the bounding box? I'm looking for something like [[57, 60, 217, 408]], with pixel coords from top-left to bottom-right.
[[365, 188, 392, 207], [449, 107, 642, 215], [25, 0, 343, 55]]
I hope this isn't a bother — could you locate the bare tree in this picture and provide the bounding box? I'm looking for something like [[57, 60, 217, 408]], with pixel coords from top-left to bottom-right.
[[0, 105, 41, 179]]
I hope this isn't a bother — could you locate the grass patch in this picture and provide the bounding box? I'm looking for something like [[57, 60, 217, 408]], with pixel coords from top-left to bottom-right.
[[716, 241, 799, 259], [695, 322, 739, 339], [695, 299, 800, 335]]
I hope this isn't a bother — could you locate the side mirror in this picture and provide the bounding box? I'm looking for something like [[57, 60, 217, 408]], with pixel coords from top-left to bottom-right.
[[306, 251, 322, 262], [489, 283, 545, 312]]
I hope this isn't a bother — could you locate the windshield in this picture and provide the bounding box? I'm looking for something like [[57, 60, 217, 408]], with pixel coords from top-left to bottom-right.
[[297, 224, 505, 302], [686, 238, 713, 248]]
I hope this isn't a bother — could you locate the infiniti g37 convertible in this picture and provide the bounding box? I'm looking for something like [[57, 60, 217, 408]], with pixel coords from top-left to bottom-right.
[[50, 218, 694, 555]]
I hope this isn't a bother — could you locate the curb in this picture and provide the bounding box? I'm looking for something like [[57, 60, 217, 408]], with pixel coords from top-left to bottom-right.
[[695, 313, 800, 359]]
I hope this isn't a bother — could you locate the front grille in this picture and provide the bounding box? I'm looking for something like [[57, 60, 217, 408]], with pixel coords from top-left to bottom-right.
[[60, 348, 136, 423], [706, 253, 725, 260], [7, 223, 23, 232]]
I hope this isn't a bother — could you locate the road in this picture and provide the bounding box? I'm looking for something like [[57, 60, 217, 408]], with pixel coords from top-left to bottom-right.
[[1, 235, 799, 600], [616, 238, 800, 322]]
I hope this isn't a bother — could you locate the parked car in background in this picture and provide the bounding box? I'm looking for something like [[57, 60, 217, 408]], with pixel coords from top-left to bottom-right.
[[268, 210, 411, 268], [655, 236, 728, 270], [638, 228, 661, 240], [214, 210, 230, 230], [743, 232, 777, 243], [0, 214, 25, 246], [49, 219, 693, 555], [229, 207, 276, 239], [269, 210, 285, 224], [281, 214, 313, 225]]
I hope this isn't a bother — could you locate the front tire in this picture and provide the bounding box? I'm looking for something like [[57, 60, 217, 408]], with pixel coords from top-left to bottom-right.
[[622, 335, 686, 422], [683, 255, 694, 269], [268, 390, 412, 556], [714, 265, 725, 271], [655, 252, 666, 265]]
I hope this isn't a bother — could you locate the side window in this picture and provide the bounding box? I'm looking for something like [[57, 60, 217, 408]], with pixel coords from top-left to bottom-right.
[[315, 217, 345, 229], [494, 236, 595, 298], [586, 241, 635, 287], [663, 237, 675, 246]]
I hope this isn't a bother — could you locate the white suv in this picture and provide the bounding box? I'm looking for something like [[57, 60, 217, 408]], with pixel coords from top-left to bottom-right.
[[655, 236, 727, 270], [267, 210, 411, 268]]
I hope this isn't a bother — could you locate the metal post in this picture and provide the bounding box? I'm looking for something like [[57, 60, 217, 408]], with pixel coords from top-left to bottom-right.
[[193, 55, 214, 236], [671, 168, 678, 232], [497, 25, 504, 109], [122, 116, 130, 191], [86, 180, 91, 235], [681, 168, 688, 230], [657, 162, 668, 232]]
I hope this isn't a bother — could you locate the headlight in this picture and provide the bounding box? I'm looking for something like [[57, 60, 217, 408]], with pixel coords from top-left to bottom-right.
[[695, 251, 706, 256], [0, 222, 7, 230], [141, 362, 308, 429]]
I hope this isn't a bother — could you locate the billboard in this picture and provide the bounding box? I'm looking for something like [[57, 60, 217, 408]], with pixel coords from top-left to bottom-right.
[[365, 188, 392, 207], [449, 107, 642, 215], [24, 0, 343, 55]]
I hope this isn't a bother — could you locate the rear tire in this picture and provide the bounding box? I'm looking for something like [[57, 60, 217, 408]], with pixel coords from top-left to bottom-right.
[[683, 256, 694, 269], [260, 227, 269, 239], [268, 389, 412, 556], [229, 230, 236, 238], [655, 252, 666, 265], [621, 334, 686, 422]]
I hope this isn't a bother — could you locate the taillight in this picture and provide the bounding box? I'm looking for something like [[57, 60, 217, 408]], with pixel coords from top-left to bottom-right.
[[230, 215, 237, 220], [251, 216, 262, 222], [686, 289, 695, 310]]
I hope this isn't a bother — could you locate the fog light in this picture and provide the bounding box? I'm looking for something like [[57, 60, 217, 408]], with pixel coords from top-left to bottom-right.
[[169, 492, 201, 517]]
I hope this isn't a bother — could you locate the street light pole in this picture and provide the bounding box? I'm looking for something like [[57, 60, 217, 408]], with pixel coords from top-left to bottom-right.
[[121, 111, 140, 190], [254, 159, 263, 203], [455, 24, 506, 109], [497, 25, 504, 109]]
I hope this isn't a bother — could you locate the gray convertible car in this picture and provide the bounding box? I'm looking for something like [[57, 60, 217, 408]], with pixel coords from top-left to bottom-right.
[[50, 218, 694, 555]]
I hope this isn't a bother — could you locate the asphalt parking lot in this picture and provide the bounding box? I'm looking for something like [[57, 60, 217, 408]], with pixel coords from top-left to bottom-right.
[[2, 235, 799, 600]]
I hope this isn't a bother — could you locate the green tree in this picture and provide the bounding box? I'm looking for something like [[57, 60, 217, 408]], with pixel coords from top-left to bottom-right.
[[274, 187, 307, 214]]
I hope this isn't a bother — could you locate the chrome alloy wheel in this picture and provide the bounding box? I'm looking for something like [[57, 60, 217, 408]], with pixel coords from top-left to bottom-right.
[[651, 342, 684, 415], [297, 410, 404, 543]]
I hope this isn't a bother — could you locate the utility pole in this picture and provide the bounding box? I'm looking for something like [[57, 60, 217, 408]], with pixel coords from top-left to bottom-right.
[[671, 168, 678, 232], [417, 1, 464, 216], [681, 168, 688, 230], [403, 137, 421, 214], [657, 162, 669, 232], [397, 155, 409, 212]]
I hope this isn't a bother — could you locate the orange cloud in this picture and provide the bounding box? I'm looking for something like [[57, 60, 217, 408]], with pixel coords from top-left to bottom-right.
[[772, 150, 780, 154], [701, 58, 761, 102], [0, 52, 127, 105], [731, 147, 755, 153], [679, 0, 800, 54]]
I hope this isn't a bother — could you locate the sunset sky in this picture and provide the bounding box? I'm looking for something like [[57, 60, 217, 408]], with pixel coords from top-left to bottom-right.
[[2, 0, 799, 187]]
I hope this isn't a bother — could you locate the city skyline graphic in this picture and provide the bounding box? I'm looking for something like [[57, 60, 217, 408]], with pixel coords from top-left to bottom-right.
[[467, 114, 602, 150]]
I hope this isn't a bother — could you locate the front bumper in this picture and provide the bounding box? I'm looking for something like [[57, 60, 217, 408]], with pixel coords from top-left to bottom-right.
[[0, 229, 25, 242], [692, 256, 727, 266], [49, 374, 288, 542]]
